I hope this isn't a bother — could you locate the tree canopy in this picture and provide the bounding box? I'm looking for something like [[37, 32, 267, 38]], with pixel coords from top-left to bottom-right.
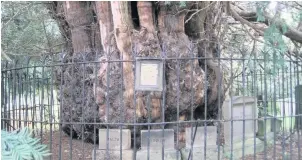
[[1, 1, 301, 61]]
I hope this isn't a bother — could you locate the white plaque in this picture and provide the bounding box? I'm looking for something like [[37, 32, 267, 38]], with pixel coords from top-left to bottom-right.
[[140, 63, 158, 86], [135, 58, 163, 91]]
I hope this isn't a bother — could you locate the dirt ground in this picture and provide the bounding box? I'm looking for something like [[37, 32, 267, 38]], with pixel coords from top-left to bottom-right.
[[42, 131, 95, 160], [243, 132, 302, 160], [42, 131, 302, 160]]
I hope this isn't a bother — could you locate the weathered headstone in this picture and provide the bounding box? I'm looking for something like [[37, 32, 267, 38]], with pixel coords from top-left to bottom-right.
[[276, 98, 296, 132], [98, 129, 131, 150], [181, 126, 220, 160], [222, 96, 264, 159], [92, 129, 133, 160], [140, 129, 174, 150], [295, 85, 302, 130], [223, 96, 258, 144], [136, 129, 180, 160], [257, 117, 273, 137], [185, 126, 217, 148]]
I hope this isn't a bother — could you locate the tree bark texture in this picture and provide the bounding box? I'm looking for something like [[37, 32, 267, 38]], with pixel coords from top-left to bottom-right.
[[53, 1, 226, 146]]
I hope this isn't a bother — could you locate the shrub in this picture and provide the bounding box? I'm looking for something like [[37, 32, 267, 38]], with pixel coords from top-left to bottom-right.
[[1, 127, 51, 160]]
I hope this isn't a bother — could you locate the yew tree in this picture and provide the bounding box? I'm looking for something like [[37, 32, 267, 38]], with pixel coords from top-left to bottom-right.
[[48, 1, 302, 145]]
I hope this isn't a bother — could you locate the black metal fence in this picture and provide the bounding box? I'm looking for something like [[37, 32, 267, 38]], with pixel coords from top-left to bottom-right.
[[1, 48, 302, 160]]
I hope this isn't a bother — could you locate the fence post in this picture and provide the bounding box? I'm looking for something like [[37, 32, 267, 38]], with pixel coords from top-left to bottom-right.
[[295, 85, 302, 130]]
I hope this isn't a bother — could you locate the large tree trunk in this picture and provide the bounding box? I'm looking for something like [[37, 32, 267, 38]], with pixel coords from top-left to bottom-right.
[[52, 1, 225, 147]]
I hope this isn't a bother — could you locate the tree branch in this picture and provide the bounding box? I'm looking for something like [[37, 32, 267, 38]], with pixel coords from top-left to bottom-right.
[[229, 3, 302, 44], [184, 1, 216, 24], [228, 4, 265, 36], [1, 2, 33, 31]]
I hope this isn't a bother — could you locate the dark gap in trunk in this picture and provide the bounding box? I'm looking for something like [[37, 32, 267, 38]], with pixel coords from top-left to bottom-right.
[[131, 1, 140, 29], [91, 5, 98, 24], [152, 2, 159, 30]]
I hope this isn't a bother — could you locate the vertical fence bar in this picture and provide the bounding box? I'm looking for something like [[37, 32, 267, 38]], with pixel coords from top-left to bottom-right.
[[40, 57, 47, 144], [7, 62, 10, 130], [230, 45, 234, 160], [132, 46, 137, 160], [281, 57, 286, 159], [5, 63, 9, 130], [7, 70, 12, 131], [217, 43, 222, 160], [161, 46, 167, 160], [24, 58, 31, 128], [49, 55, 55, 160], [29, 68, 32, 129], [22, 73, 25, 129], [295, 59, 301, 160], [58, 54, 64, 160], [273, 52, 277, 160], [289, 57, 293, 159], [298, 63, 301, 160], [18, 69, 22, 129], [204, 44, 208, 160], [147, 92, 151, 160], [241, 53, 246, 160], [93, 51, 99, 160], [32, 62, 37, 130], [81, 53, 86, 160], [69, 55, 74, 160], [106, 49, 111, 159], [253, 49, 257, 160], [176, 53, 180, 160], [12, 61, 18, 130], [1, 62, 6, 130], [189, 43, 194, 160], [119, 51, 124, 160], [263, 51, 268, 160]]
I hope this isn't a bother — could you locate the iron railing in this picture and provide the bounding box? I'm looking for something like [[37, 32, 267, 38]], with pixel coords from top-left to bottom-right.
[[1, 48, 302, 160]]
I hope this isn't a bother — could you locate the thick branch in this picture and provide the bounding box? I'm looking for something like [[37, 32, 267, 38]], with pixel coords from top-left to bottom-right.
[[229, 6, 265, 35], [229, 4, 302, 44], [63, 1, 93, 53], [95, 1, 114, 53], [46, 2, 72, 53], [137, 2, 155, 32], [266, 16, 302, 43], [110, 1, 135, 109]]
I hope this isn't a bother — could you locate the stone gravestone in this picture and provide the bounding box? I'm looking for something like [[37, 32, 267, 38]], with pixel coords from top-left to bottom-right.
[[136, 129, 180, 160], [181, 126, 220, 160], [92, 129, 133, 160], [222, 96, 264, 159], [295, 85, 302, 130], [276, 98, 296, 132]]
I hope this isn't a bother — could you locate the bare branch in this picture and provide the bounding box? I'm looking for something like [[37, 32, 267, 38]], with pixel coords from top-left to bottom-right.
[[294, 1, 302, 8], [1, 51, 12, 61], [1, 3, 33, 31], [185, 2, 216, 24], [241, 24, 265, 44]]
